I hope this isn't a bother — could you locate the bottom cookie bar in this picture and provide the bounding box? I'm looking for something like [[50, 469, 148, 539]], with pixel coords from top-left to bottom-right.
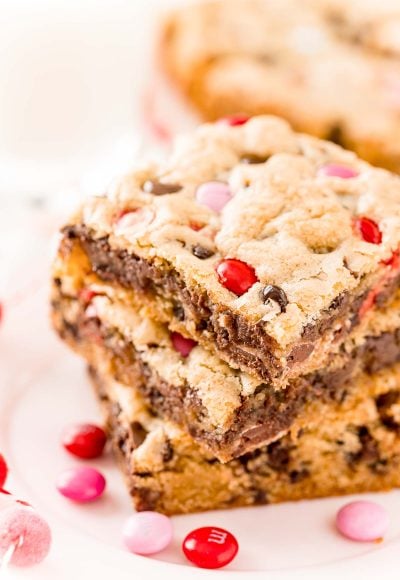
[[91, 359, 400, 515]]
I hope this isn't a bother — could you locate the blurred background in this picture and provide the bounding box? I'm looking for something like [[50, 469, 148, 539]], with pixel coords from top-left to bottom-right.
[[0, 0, 189, 202]]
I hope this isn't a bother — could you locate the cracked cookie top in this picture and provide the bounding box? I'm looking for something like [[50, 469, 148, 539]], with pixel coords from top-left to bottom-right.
[[77, 115, 400, 347]]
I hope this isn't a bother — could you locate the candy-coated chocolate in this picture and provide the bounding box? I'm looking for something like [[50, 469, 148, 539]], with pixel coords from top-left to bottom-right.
[[336, 500, 389, 542], [62, 423, 107, 459], [318, 164, 359, 178], [0, 454, 8, 488], [0, 496, 51, 567], [123, 512, 173, 555], [182, 526, 239, 569], [56, 467, 106, 502], [196, 181, 232, 213], [354, 217, 382, 244], [218, 114, 250, 127], [216, 259, 258, 296], [170, 332, 197, 357]]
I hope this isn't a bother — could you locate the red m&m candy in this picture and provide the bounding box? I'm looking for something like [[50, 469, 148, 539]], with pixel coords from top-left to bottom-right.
[[0, 454, 8, 488], [170, 332, 197, 358], [216, 259, 258, 296], [354, 217, 382, 244], [62, 423, 107, 459], [218, 114, 250, 127], [182, 526, 239, 569]]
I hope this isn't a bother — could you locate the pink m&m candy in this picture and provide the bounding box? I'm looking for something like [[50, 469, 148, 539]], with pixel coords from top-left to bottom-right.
[[170, 331, 197, 358], [123, 511, 173, 555], [56, 466, 106, 502], [196, 181, 232, 213], [182, 526, 239, 569], [336, 500, 389, 542], [317, 164, 359, 179]]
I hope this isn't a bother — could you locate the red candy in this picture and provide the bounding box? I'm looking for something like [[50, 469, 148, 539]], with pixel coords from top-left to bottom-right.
[[182, 526, 239, 569], [354, 217, 382, 244], [79, 288, 97, 305], [62, 423, 107, 459], [170, 332, 197, 358], [0, 454, 8, 488], [216, 259, 258, 296], [218, 114, 250, 127]]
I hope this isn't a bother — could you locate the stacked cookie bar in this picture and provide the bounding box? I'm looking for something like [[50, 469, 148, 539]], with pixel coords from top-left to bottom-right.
[[52, 116, 400, 514], [162, 0, 400, 172]]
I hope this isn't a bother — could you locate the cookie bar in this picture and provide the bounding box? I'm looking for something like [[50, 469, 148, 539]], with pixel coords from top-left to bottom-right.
[[91, 360, 400, 515], [162, 0, 400, 172], [60, 116, 400, 386], [51, 239, 400, 460]]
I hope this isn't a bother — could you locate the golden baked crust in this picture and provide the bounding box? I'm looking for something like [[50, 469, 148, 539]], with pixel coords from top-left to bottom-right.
[[91, 359, 400, 515]]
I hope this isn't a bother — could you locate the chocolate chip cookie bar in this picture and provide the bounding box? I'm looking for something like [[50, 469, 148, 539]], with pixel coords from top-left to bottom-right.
[[162, 0, 400, 172], [91, 359, 400, 515], [51, 234, 400, 461], [59, 116, 400, 387]]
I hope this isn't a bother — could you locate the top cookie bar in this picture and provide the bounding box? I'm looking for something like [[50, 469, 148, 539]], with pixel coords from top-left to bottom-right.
[[68, 116, 400, 385], [162, 0, 400, 172]]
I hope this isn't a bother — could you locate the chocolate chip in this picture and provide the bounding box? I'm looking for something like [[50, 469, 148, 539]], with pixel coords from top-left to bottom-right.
[[162, 439, 174, 462], [267, 441, 290, 472], [261, 285, 288, 312], [376, 391, 400, 431], [240, 153, 269, 164], [172, 304, 185, 321], [347, 426, 380, 466], [192, 245, 215, 259], [289, 468, 309, 483], [142, 180, 182, 195], [327, 123, 345, 146], [252, 489, 268, 504], [130, 421, 147, 448]]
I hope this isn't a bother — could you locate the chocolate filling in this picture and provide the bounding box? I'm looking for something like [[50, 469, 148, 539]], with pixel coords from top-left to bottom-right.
[[61, 225, 400, 384], [55, 290, 400, 461], [90, 366, 394, 513]]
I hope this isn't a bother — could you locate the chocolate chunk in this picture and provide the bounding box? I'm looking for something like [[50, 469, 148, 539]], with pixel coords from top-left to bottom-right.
[[142, 180, 182, 195], [327, 123, 345, 146], [162, 439, 174, 462], [252, 489, 268, 504], [289, 468, 310, 483], [267, 442, 290, 472], [172, 304, 185, 321], [192, 245, 215, 259], [347, 426, 380, 466], [130, 421, 147, 448], [261, 285, 288, 312], [241, 153, 269, 164], [376, 391, 400, 431]]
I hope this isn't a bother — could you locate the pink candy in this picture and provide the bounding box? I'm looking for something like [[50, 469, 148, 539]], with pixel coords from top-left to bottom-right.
[[123, 511, 173, 555], [196, 181, 232, 213], [56, 466, 106, 502], [170, 331, 197, 358], [115, 208, 154, 236], [317, 164, 359, 179], [0, 491, 51, 567], [336, 500, 389, 542]]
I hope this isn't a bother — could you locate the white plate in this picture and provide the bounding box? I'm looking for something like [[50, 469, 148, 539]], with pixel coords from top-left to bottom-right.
[[1, 214, 400, 580]]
